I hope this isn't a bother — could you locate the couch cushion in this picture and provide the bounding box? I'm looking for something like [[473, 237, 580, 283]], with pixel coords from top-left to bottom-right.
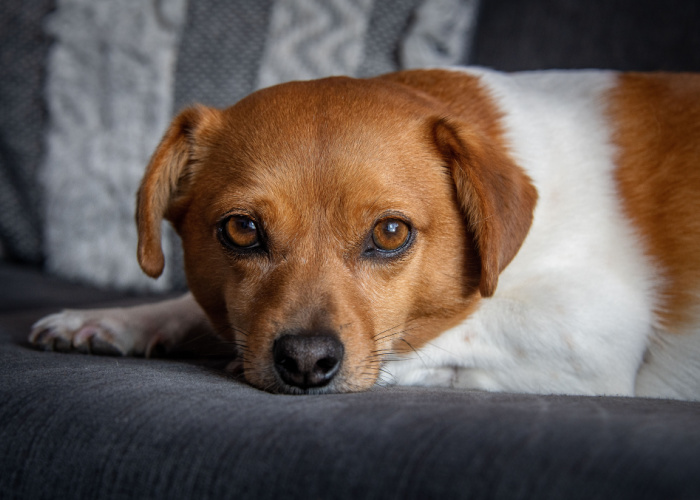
[[2, 338, 700, 499], [1, 266, 699, 499], [0, 263, 155, 313]]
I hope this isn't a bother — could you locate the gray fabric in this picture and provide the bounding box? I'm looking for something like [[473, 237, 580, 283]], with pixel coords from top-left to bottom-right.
[[256, 0, 376, 89], [357, 0, 424, 76], [399, 0, 480, 70], [257, 0, 479, 86], [173, 0, 275, 110], [470, 0, 700, 71], [1, 266, 700, 499], [356, 0, 481, 77], [40, 0, 188, 292], [0, 263, 156, 312], [0, 0, 54, 264], [2, 318, 700, 499]]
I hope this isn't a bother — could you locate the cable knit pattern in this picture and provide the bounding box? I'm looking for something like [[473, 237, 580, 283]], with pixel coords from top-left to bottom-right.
[[41, 0, 187, 291], [401, 0, 480, 69], [257, 0, 375, 89]]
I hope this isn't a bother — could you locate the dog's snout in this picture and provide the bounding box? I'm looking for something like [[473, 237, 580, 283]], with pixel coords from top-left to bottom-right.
[[273, 332, 344, 390]]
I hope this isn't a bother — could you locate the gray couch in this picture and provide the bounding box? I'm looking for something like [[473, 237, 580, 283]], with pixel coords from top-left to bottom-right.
[[3, 264, 700, 499], [2, 1, 700, 498]]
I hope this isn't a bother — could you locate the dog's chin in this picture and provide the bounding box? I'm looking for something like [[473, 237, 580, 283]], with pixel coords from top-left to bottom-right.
[[243, 368, 375, 395], [268, 381, 344, 396]]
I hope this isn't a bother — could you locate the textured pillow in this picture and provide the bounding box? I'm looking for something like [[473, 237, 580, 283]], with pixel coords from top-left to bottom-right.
[[41, 0, 188, 291]]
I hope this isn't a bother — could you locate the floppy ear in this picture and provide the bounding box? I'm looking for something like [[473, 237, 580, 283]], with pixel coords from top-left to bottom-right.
[[136, 106, 221, 278], [432, 118, 537, 297]]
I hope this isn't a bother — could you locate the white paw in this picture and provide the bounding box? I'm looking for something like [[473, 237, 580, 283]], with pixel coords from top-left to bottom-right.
[[29, 309, 138, 356]]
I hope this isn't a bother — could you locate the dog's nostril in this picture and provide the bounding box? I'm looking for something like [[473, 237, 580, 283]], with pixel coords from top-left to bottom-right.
[[315, 356, 339, 374], [273, 333, 344, 390], [277, 356, 298, 372]]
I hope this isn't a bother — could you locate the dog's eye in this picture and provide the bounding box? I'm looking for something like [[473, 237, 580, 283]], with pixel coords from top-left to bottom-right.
[[221, 215, 260, 249], [372, 218, 410, 252]]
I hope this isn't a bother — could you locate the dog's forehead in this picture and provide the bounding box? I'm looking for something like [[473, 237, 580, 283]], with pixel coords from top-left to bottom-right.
[[230, 76, 432, 120], [197, 78, 450, 223], [214, 77, 436, 157]]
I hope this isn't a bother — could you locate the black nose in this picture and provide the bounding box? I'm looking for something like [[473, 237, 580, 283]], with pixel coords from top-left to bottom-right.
[[273, 332, 344, 390]]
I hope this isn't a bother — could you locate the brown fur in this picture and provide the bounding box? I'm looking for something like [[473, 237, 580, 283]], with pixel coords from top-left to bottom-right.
[[380, 70, 538, 296], [610, 73, 700, 332], [136, 72, 537, 392]]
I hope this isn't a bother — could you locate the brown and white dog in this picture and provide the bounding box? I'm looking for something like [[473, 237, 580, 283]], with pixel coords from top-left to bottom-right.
[[30, 68, 700, 399]]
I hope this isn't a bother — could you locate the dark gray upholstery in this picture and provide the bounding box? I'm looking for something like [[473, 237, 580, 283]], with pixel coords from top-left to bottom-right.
[[2, 264, 700, 499], [0, 0, 54, 264], [470, 0, 700, 72]]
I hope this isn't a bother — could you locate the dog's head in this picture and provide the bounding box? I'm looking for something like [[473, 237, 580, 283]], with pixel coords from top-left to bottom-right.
[[136, 71, 536, 394]]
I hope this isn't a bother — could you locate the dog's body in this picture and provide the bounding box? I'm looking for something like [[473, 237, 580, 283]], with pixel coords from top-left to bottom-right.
[[31, 68, 700, 399]]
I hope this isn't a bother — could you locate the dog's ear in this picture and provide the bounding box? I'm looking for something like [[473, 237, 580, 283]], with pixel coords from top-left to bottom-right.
[[136, 106, 221, 278], [432, 117, 537, 297]]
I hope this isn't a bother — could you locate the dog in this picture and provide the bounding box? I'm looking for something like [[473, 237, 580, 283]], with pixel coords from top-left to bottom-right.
[[30, 67, 700, 399]]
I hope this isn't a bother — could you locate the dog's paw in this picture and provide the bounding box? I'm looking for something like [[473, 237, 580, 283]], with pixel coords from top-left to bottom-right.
[[29, 309, 138, 356]]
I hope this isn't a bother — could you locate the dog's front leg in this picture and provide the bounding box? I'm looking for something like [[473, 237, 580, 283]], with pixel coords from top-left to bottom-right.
[[29, 293, 213, 357]]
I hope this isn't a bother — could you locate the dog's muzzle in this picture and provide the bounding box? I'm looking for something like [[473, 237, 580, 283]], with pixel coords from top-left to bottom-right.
[[273, 331, 344, 390]]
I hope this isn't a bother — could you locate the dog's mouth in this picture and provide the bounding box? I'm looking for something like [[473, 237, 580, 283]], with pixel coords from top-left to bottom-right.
[[231, 330, 365, 394], [237, 330, 395, 394]]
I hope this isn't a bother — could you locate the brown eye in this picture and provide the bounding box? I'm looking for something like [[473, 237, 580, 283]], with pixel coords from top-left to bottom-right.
[[222, 215, 259, 249], [372, 218, 410, 252]]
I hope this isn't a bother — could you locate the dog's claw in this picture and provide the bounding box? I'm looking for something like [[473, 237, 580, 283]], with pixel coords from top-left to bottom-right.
[[31, 328, 57, 351], [53, 334, 72, 352]]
